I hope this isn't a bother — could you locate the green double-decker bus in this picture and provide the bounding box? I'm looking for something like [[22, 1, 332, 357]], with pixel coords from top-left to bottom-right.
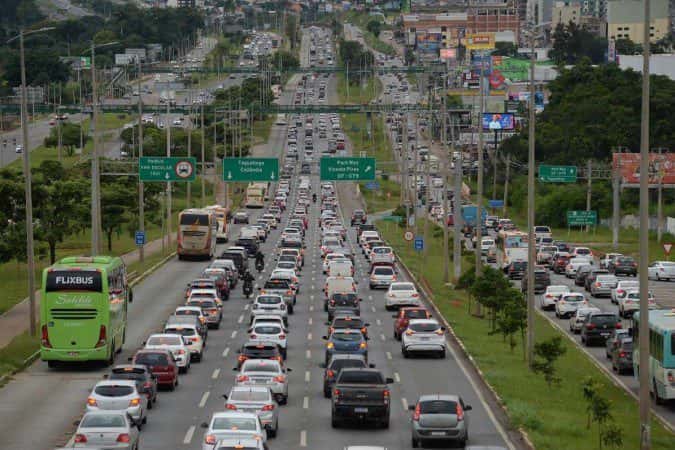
[[40, 256, 133, 367]]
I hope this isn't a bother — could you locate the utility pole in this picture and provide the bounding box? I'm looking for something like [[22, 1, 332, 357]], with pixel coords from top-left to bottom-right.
[[441, 86, 449, 282], [612, 153, 621, 250], [503, 153, 510, 217], [453, 119, 463, 281], [586, 160, 592, 232], [137, 60, 145, 263], [166, 100, 172, 250], [638, 0, 652, 444], [475, 51, 485, 282], [526, 24, 537, 368], [90, 42, 101, 255], [187, 106, 192, 208], [201, 103, 205, 205], [656, 147, 664, 242], [403, 114, 409, 227]]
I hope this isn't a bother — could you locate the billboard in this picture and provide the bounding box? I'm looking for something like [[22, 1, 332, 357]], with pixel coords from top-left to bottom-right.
[[482, 113, 515, 131], [463, 33, 495, 50], [613, 153, 675, 187], [440, 48, 457, 60], [416, 32, 442, 53]]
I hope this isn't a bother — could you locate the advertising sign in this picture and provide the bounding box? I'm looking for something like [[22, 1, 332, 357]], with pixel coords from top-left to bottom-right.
[[482, 113, 515, 131], [416, 32, 442, 53], [613, 153, 675, 187], [464, 33, 495, 50], [440, 48, 457, 60]]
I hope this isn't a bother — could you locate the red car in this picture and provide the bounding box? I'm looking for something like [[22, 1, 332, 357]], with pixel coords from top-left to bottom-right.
[[552, 253, 571, 274], [392, 307, 432, 340], [131, 349, 179, 391]]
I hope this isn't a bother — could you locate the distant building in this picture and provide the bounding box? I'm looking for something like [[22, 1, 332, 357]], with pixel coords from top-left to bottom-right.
[[607, 0, 670, 43], [581, 0, 606, 17], [552, 1, 582, 29]]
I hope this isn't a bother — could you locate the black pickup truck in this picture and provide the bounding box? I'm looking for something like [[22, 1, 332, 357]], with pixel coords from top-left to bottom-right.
[[331, 368, 393, 428]]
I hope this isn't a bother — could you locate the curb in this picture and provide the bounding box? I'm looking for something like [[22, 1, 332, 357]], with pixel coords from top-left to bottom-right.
[[129, 251, 177, 288]]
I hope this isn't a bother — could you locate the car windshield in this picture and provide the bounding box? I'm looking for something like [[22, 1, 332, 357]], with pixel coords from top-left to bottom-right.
[[329, 359, 366, 370], [229, 390, 270, 402], [419, 400, 457, 414], [592, 315, 618, 324], [188, 299, 216, 309], [661, 262, 675, 267], [373, 247, 391, 254], [254, 325, 281, 335], [391, 283, 415, 291], [94, 385, 134, 397], [373, 267, 394, 275], [264, 280, 290, 289], [244, 363, 279, 373], [134, 353, 168, 366], [332, 332, 362, 341], [257, 296, 282, 305], [409, 322, 440, 332], [338, 371, 383, 384], [80, 414, 126, 428], [165, 327, 196, 336], [334, 318, 361, 328], [109, 372, 143, 382], [212, 417, 258, 431], [565, 295, 585, 302], [332, 293, 357, 302], [176, 310, 199, 317], [547, 287, 569, 293], [147, 336, 181, 346]]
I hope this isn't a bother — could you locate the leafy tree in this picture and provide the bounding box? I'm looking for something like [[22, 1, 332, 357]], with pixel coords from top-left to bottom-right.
[[493, 288, 526, 353], [101, 181, 135, 252], [549, 22, 607, 65], [366, 19, 382, 38], [404, 47, 415, 66], [581, 379, 623, 450], [614, 38, 640, 55], [338, 39, 375, 84], [492, 42, 517, 57], [44, 123, 87, 156], [469, 266, 511, 329], [531, 336, 566, 386]]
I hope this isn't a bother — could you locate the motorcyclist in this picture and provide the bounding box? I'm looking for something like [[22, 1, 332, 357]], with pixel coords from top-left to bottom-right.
[[312, 193, 317, 203], [255, 250, 265, 271], [242, 271, 254, 296]]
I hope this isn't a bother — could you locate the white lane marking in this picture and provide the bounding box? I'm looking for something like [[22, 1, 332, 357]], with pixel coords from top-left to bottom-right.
[[311, 285, 315, 291], [311, 277, 315, 282], [376, 319, 382, 326], [300, 430, 307, 447], [386, 351, 393, 360], [380, 334, 386, 342], [244, 304, 250, 310], [368, 295, 373, 301], [211, 368, 220, 380], [402, 397, 409, 411], [238, 314, 244, 324], [183, 425, 196, 444], [198, 391, 210, 408], [305, 370, 311, 382], [310, 295, 315, 301], [231, 330, 238, 339], [222, 347, 230, 357], [371, 306, 377, 313], [308, 317, 313, 325], [309, 305, 314, 312], [394, 372, 401, 383], [306, 349, 311, 359], [307, 332, 312, 340], [303, 396, 309, 409]]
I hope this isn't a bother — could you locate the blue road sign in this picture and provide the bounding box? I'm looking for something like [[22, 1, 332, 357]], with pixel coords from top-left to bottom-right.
[[488, 199, 504, 208], [135, 231, 146, 246], [414, 237, 424, 252], [365, 181, 380, 190]]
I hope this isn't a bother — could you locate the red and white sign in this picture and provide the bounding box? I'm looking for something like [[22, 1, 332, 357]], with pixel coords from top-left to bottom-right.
[[664, 243, 673, 255], [404, 231, 414, 241], [613, 153, 675, 187]]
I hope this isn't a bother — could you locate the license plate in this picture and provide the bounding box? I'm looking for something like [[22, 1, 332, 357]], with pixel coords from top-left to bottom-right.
[[431, 432, 446, 436], [68, 352, 78, 356], [601, 333, 610, 337], [354, 407, 368, 413], [419, 337, 430, 341]]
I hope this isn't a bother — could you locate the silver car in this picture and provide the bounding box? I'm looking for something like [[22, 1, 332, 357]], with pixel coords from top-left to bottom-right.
[[555, 293, 589, 319], [369, 265, 397, 289], [224, 386, 279, 437], [610, 280, 639, 304], [73, 411, 140, 449], [401, 319, 447, 358], [250, 294, 288, 325], [590, 274, 619, 298], [236, 359, 291, 404], [385, 282, 421, 310], [569, 307, 601, 334], [201, 411, 267, 450], [86, 380, 148, 425], [409, 394, 471, 448]]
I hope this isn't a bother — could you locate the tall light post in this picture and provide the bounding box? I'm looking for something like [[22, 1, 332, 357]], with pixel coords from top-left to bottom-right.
[[7, 26, 54, 337], [90, 40, 118, 255], [638, 0, 652, 448]]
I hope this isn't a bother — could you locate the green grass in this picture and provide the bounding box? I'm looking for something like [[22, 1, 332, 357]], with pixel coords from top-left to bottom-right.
[[360, 178, 401, 213], [0, 332, 40, 381], [336, 73, 382, 105], [251, 116, 275, 145], [376, 218, 674, 450]]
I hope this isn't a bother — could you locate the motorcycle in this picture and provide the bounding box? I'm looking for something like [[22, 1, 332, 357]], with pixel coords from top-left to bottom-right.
[[312, 194, 317, 203], [255, 260, 264, 273], [243, 279, 253, 298]]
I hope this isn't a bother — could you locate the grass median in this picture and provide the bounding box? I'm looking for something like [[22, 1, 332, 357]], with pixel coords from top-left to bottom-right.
[[376, 218, 674, 450]]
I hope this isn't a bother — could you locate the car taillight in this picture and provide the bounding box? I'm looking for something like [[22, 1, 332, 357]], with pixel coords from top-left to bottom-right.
[[143, 382, 153, 390], [595, 282, 601, 287], [237, 375, 249, 382], [586, 323, 596, 330], [616, 289, 624, 296], [86, 397, 97, 406], [117, 433, 131, 443], [406, 330, 414, 336], [95, 325, 107, 348], [619, 351, 627, 358], [41, 324, 51, 348], [262, 404, 275, 411], [238, 355, 248, 362], [326, 342, 334, 349], [412, 403, 421, 421], [176, 349, 185, 355], [435, 329, 444, 335], [330, 300, 335, 306], [456, 403, 465, 421], [359, 342, 367, 349], [273, 375, 286, 383], [667, 371, 674, 384], [226, 403, 237, 410], [279, 334, 286, 339], [615, 323, 622, 329], [205, 434, 216, 445], [286, 290, 293, 295], [74, 434, 87, 443], [326, 369, 335, 377], [333, 388, 340, 399], [129, 397, 141, 407], [250, 334, 257, 339]]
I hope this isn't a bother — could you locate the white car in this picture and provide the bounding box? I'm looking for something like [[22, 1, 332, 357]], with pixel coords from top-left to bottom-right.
[[201, 411, 267, 450], [164, 323, 205, 361], [323, 253, 347, 273], [569, 307, 601, 333], [618, 289, 657, 318], [540, 285, 570, 310], [369, 246, 396, 265], [610, 280, 639, 304], [86, 380, 148, 424], [565, 258, 593, 278], [385, 282, 421, 310], [236, 359, 290, 404], [555, 293, 589, 319], [480, 238, 495, 256], [600, 253, 624, 269], [647, 261, 675, 281], [223, 386, 279, 437], [401, 319, 447, 358], [250, 294, 288, 325], [144, 333, 190, 372], [571, 247, 593, 258], [248, 321, 288, 358]]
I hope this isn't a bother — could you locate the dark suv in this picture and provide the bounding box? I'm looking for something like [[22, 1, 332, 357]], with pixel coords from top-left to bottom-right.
[[574, 265, 593, 286], [584, 269, 610, 291], [237, 341, 284, 367], [521, 267, 551, 294], [351, 209, 367, 226], [580, 312, 622, 346], [506, 260, 527, 279], [609, 256, 638, 277], [327, 292, 361, 321]]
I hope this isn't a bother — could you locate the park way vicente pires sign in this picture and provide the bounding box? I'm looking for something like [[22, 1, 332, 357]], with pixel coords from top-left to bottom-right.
[[222, 158, 279, 182], [320, 157, 376, 181]]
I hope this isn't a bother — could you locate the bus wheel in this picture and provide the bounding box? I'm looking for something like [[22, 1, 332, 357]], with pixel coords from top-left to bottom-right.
[[47, 360, 58, 369], [654, 380, 664, 405]]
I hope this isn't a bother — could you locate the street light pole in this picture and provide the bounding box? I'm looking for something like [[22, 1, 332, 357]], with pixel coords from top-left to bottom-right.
[[137, 60, 145, 263], [90, 42, 101, 255], [638, 0, 652, 448], [526, 24, 538, 368]]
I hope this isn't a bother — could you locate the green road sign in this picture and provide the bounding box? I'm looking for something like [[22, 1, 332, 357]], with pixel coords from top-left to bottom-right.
[[539, 164, 578, 183], [567, 210, 598, 226], [381, 215, 403, 223], [320, 157, 376, 181], [139, 156, 196, 182], [222, 158, 279, 182]]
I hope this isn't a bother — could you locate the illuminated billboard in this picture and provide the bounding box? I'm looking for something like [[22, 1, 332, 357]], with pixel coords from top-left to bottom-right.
[[482, 113, 515, 131]]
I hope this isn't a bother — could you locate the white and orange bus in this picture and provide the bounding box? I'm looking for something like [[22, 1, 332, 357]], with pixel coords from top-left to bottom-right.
[[177, 209, 217, 260]]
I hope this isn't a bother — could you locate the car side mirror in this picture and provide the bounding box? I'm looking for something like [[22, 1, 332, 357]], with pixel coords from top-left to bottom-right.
[[324, 322, 330, 326], [322, 335, 328, 340], [233, 367, 239, 371], [440, 327, 446, 331], [385, 377, 394, 384], [73, 420, 81, 426], [408, 405, 415, 411], [464, 404, 473, 411], [222, 394, 228, 400], [369, 363, 376, 368], [286, 368, 293, 372], [200, 422, 209, 428]]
